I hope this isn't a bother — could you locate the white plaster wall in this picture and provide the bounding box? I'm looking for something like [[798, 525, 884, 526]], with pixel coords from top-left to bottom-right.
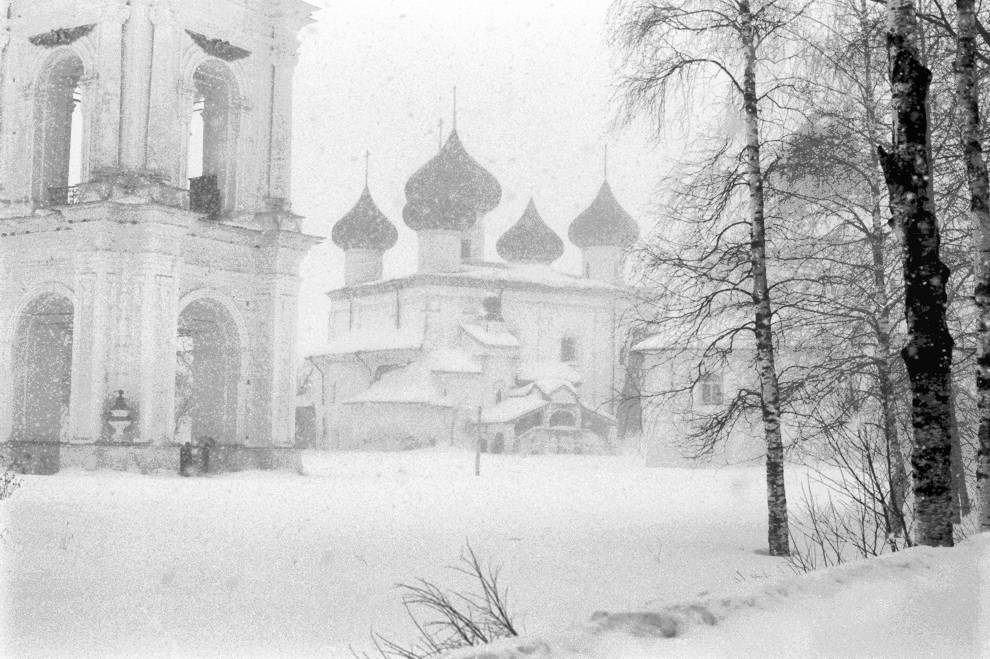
[[417, 230, 461, 273], [338, 402, 454, 450]]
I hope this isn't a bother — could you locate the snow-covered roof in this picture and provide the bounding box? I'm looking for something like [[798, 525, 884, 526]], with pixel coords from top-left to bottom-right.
[[479, 394, 548, 424], [517, 361, 582, 384], [426, 348, 483, 374], [460, 322, 520, 348], [307, 328, 423, 357], [326, 260, 626, 301], [632, 334, 668, 352], [342, 363, 449, 406], [510, 379, 580, 401]]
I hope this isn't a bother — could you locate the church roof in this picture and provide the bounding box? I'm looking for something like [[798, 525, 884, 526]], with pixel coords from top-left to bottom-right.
[[480, 394, 548, 424], [342, 362, 450, 407], [402, 130, 502, 232], [496, 199, 565, 264], [568, 180, 639, 248], [331, 185, 398, 251]]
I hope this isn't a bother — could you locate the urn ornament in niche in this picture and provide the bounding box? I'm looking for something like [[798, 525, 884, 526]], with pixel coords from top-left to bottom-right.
[[108, 390, 133, 442]]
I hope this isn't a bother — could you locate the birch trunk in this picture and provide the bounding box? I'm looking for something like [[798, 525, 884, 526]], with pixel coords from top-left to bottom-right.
[[859, 1, 911, 537], [878, 0, 955, 547], [740, 1, 789, 557], [954, 0, 990, 532]]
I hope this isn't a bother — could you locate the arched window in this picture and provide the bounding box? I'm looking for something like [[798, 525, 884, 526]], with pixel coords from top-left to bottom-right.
[[34, 52, 85, 205], [188, 60, 236, 218], [560, 336, 577, 363]]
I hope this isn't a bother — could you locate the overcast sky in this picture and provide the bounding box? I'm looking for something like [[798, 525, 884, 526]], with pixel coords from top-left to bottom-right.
[[291, 0, 671, 345]]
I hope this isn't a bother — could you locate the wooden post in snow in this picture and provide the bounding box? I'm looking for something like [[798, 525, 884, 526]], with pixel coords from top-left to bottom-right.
[[475, 406, 482, 477]]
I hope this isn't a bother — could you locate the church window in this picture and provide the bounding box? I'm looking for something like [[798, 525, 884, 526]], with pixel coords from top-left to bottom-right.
[[188, 60, 236, 218], [35, 52, 85, 205], [560, 336, 577, 363], [374, 363, 400, 382], [461, 239, 472, 259], [482, 295, 502, 321], [700, 372, 724, 406], [584, 262, 591, 278]]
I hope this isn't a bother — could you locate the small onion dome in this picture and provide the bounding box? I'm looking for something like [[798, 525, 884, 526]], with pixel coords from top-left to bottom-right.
[[403, 130, 502, 231], [568, 180, 639, 248], [496, 199, 564, 264], [331, 186, 398, 251]]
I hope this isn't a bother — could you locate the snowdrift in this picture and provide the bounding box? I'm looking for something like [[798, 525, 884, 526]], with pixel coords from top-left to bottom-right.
[[449, 534, 990, 658]]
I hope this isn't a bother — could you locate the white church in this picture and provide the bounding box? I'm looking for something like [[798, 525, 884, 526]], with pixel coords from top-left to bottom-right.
[[298, 127, 641, 453]]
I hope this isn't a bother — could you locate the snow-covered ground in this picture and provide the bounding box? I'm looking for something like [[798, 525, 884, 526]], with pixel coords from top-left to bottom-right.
[[1, 450, 985, 657]]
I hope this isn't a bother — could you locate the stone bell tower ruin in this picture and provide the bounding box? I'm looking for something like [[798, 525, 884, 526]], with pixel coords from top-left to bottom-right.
[[0, 0, 320, 472]]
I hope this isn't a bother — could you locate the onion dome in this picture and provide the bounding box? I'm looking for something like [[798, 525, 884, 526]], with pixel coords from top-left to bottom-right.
[[403, 130, 502, 232], [496, 199, 564, 264], [568, 180, 639, 248], [331, 186, 398, 251]]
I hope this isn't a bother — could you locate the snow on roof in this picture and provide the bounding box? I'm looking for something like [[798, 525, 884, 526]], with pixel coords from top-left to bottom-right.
[[342, 363, 449, 406], [328, 260, 626, 299], [632, 334, 668, 352], [458, 261, 622, 290], [426, 348, 483, 374], [459, 322, 520, 348], [306, 328, 423, 357], [479, 394, 547, 424], [509, 379, 579, 401], [517, 361, 582, 384]]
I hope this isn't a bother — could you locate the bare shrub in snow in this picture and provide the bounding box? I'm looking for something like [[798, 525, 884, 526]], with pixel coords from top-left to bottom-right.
[[357, 543, 518, 658], [788, 424, 912, 573]]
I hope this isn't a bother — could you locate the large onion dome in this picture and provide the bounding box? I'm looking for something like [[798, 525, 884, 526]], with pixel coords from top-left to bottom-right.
[[403, 130, 502, 232], [496, 199, 564, 264], [568, 180, 639, 248], [331, 185, 398, 251]]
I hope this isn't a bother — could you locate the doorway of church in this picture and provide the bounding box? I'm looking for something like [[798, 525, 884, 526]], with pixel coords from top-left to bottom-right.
[[11, 293, 73, 442], [8, 293, 73, 473], [175, 298, 240, 446]]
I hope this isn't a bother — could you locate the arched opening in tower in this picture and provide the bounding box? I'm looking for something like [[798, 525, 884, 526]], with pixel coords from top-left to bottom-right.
[[11, 294, 74, 442], [187, 60, 235, 218], [175, 298, 240, 445], [35, 53, 85, 205]]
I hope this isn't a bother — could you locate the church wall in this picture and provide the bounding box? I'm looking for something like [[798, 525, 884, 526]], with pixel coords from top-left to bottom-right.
[[338, 402, 454, 450], [639, 345, 777, 466], [324, 281, 630, 417]]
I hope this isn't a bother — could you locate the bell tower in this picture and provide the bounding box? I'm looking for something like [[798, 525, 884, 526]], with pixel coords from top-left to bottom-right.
[[0, 0, 320, 472]]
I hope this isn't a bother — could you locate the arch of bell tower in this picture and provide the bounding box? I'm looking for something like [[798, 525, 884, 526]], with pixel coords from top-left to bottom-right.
[[0, 0, 321, 473]]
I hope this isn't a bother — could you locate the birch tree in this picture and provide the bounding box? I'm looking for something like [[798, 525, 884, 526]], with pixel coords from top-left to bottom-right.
[[953, 0, 990, 531], [614, 0, 802, 556], [877, 0, 957, 547]]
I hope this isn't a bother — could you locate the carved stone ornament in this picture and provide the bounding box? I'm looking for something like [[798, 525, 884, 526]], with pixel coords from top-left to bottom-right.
[[28, 24, 96, 48], [186, 30, 251, 62]]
